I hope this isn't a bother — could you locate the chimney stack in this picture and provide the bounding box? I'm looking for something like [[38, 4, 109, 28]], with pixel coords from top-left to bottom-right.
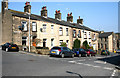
[[24, 2, 31, 13], [55, 10, 61, 20], [2, 0, 8, 14], [41, 6, 47, 17], [67, 12, 73, 22], [77, 16, 83, 25]]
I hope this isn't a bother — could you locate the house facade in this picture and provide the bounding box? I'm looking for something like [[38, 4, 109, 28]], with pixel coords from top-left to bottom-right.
[[1, 1, 118, 52]]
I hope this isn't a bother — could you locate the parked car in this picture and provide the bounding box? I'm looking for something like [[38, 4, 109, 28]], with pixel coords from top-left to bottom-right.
[[50, 46, 74, 58], [85, 49, 96, 56], [72, 48, 88, 57], [101, 50, 110, 55], [2, 43, 19, 52], [116, 50, 120, 54]]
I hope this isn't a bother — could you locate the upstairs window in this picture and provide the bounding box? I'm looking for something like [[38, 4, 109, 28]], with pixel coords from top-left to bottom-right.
[[89, 32, 91, 39], [73, 30, 76, 38], [59, 27, 63, 36], [43, 24, 46, 32], [32, 22, 37, 32], [51, 25, 54, 33], [66, 28, 69, 36], [22, 21, 27, 31], [59, 40, 63, 45], [78, 30, 81, 38]]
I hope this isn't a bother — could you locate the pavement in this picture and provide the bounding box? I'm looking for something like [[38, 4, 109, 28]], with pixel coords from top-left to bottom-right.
[[2, 50, 120, 77]]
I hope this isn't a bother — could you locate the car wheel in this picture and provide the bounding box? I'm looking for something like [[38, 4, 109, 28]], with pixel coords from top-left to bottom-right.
[[6, 48, 8, 52], [89, 54, 91, 57], [85, 54, 87, 57], [79, 54, 82, 57], [50, 55, 53, 57], [61, 54, 64, 58], [72, 54, 74, 58]]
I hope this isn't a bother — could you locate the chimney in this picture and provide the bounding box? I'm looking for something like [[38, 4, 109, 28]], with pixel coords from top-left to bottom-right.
[[24, 2, 31, 13], [77, 16, 83, 25], [55, 10, 61, 20], [41, 6, 47, 17], [67, 12, 73, 22], [2, 0, 8, 14]]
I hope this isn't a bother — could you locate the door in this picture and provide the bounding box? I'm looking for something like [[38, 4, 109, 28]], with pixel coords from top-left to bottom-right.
[[43, 39, 46, 47]]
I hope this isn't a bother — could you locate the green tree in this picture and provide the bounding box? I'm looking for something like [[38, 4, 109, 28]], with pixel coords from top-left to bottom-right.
[[73, 38, 81, 49], [60, 42, 67, 47], [83, 40, 89, 49]]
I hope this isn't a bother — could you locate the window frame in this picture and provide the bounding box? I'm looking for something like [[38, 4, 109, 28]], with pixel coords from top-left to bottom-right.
[[21, 21, 28, 32], [32, 22, 37, 32], [59, 27, 63, 36]]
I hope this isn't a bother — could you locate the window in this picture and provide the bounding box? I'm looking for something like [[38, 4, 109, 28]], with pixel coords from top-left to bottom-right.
[[32, 22, 37, 31], [73, 30, 76, 38], [22, 36, 27, 45], [59, 40, 63, 45], [78, 30, 81, 38], [22, 21, 27, 31], [51, 39, 54, 46], [66, 40, 69, 47], [51, 25, 54, 33], [66, 28, 69, 36], [59, 27, 63, 36], [101, 43, 103, 48], [94, 34, 96, 39], [89, 32, 91, 39], [84, 32, 87, 39], [43, 24, 46, 32]]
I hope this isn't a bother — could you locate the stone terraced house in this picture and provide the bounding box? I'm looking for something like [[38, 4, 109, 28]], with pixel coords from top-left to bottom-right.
[[1, 1, 118, 52]]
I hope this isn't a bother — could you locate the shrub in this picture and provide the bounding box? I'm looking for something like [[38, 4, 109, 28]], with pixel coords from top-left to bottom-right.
[[73, 38, 81, 49], [60, 42, 67, 47]]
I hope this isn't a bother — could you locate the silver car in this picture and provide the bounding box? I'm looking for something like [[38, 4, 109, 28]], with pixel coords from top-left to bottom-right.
[[50, 46, 74, 58]]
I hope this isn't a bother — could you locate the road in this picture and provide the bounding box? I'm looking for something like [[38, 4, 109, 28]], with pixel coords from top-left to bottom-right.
[[2, 50, 120, 77]]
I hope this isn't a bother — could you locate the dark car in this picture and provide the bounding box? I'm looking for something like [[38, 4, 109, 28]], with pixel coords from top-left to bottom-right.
[[50, 46, 74, 58], [2, 43, 19, 52], [72, 48, 88, 57], [101, 50, 110, 55], [85, 49, 96, 56]]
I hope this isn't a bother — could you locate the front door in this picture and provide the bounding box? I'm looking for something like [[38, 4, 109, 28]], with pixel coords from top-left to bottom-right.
[[43, 39, 46, 47]]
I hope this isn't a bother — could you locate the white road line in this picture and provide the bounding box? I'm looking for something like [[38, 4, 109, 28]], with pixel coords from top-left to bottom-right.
[[110, 70, 117, 78], [83, 64, 93, 66], [103, 67, 113, 70], [68, 61, 76, 63], [94, 61, 106, 64], [76, 63, 83, 64]]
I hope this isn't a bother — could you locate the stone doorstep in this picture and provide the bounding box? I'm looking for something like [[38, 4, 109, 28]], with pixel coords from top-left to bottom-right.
[[19, 51, 49, 56]]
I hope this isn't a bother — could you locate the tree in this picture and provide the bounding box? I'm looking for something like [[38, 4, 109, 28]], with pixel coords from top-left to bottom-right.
[[60, 42, 67, 47], [82, 40, 89, 49], [73, 38, 81, 49]]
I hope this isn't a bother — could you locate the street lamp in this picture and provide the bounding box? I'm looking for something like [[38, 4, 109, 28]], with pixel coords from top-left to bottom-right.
[[25, 12, 31, 52]]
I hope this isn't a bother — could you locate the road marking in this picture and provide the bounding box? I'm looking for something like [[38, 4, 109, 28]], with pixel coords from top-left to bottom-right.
[[94, 61, 106, 64], [83, 64, 93, 66], [76, 63, 83, 64], [110, 70, 117, 78], [103, 67, 113, 70], [68, 61, 76, 63]]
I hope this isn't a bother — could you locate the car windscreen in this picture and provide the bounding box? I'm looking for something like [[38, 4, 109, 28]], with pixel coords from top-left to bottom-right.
[[52, 47, 61, 50], [11, 44, 17, 47]]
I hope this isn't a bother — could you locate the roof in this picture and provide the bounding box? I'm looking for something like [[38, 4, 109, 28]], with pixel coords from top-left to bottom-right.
[[9, 9, 99, 32], [99, 32, 113, 38]]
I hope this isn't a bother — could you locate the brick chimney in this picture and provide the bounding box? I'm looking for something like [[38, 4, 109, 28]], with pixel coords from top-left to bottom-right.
[[24, 2, 31, 13], [67, 12, 73, 22], [41, 6, 47, 17], [77, 16, 83, 25], [2, 0, 8, 14], [55, 10, 61, 20]]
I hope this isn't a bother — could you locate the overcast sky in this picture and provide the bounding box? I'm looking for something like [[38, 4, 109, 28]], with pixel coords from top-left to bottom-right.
[[0, 1, 119, 33]]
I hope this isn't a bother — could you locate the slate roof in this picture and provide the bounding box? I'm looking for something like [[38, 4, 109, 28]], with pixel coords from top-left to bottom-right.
[[9, 9, 99, 33], [99, 32, 113, 38]]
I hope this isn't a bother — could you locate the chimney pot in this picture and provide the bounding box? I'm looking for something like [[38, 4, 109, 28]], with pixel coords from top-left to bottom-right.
[[24, 2, 31, 13], [79, 16, 80, 19]]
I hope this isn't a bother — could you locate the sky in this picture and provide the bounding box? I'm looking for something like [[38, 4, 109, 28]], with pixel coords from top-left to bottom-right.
[[0, 1, 119, 33]]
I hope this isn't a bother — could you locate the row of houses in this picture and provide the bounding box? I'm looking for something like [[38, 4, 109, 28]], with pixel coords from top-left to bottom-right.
[[1, 1, 120, 52]]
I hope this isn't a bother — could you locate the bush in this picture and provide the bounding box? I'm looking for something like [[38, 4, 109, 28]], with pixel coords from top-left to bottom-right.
[[83, 41, 89, 49], [60, 42, 67, 47], [73, 38, 81, 49]]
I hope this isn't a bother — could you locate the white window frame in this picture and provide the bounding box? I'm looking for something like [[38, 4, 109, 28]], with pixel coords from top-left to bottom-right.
[[59, 27, 63, 36], [21, 21, 27, 31], [51, 25, 54, 33], [66, 40, 69, 47], [59, 40, 63, 45], [66, 28, 69, 36], [51, 39, 54, 46], [43, 24, 46, 32], [32, 22, 37, 32]]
